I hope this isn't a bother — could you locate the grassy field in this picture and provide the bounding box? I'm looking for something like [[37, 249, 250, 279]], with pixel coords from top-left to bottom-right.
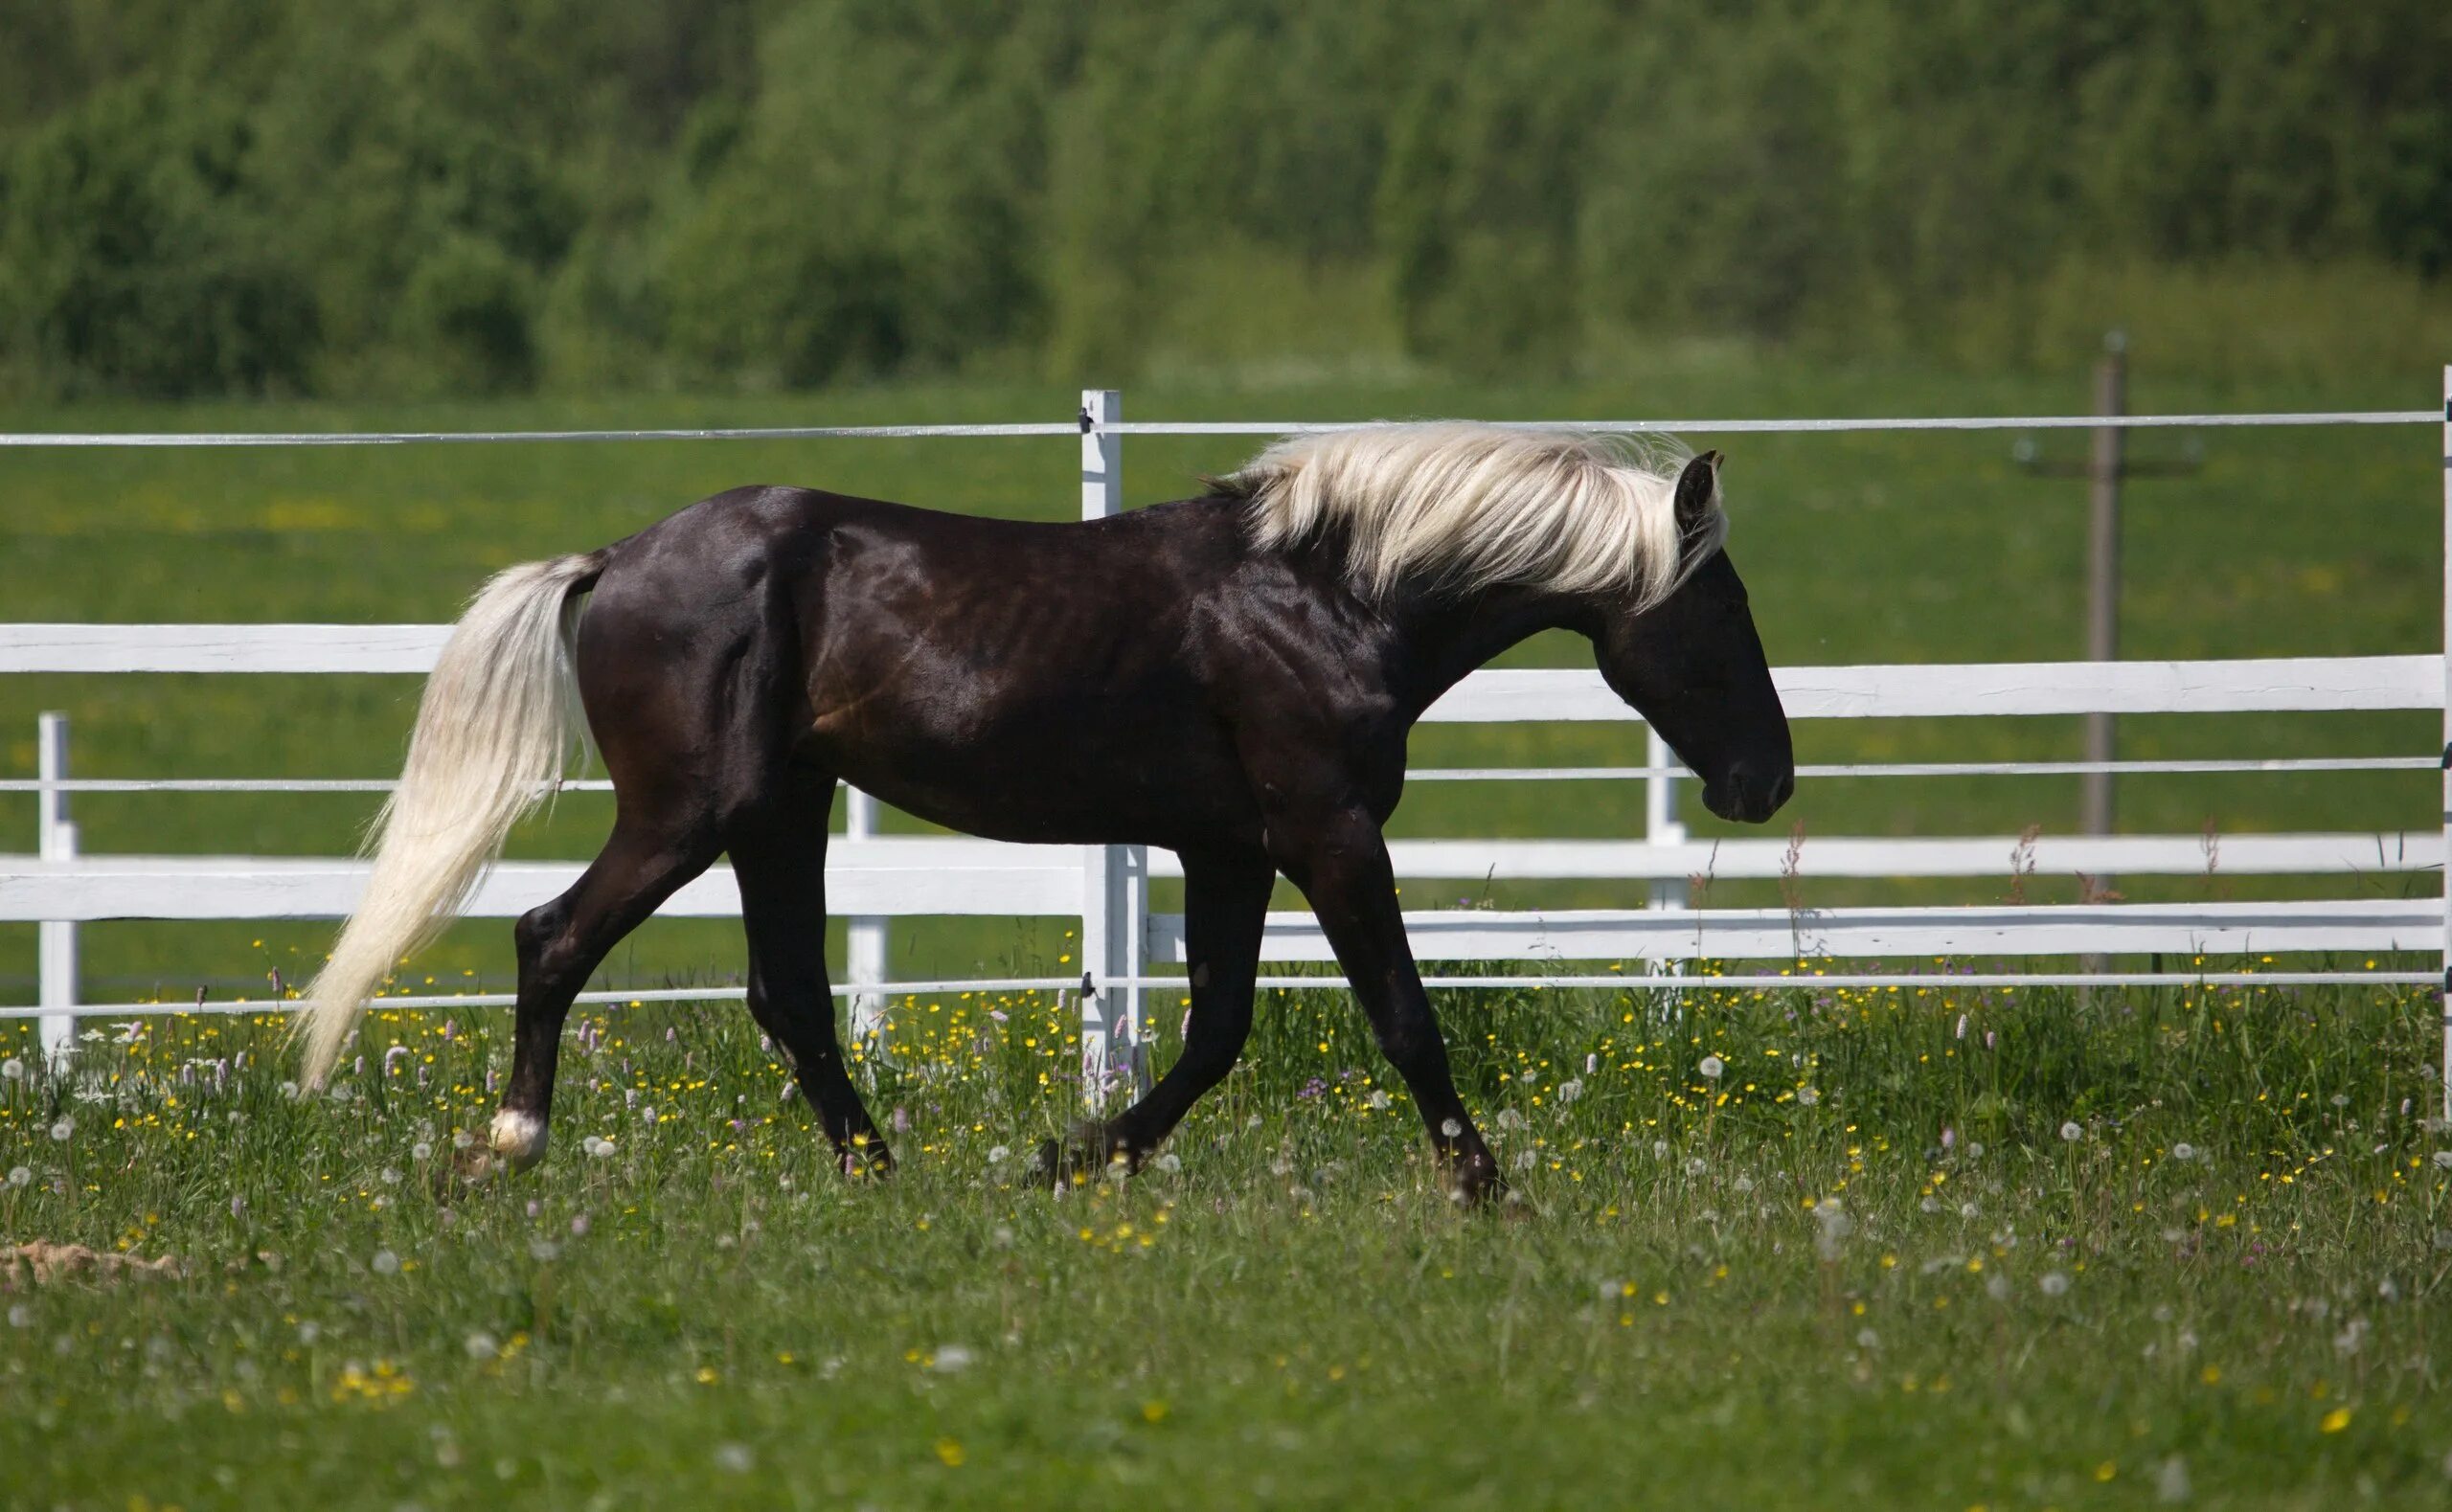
[[2, 355, 2449, 1506], [0, 352, 2443, 1000], [2, 971, 2448, 1508]]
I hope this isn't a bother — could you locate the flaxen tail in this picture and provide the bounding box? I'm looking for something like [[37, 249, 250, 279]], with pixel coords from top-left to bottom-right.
[[293, 552, 606, 1085]]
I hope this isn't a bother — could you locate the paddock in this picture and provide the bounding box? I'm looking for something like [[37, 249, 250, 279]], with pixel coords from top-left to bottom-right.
[[4, 383, 2447, 1108]]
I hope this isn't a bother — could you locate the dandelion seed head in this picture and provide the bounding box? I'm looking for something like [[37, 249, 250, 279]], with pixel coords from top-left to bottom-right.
[[465, 1331, 498, 1360], [2171, 1142, 2196, 1162], [1699, 1054, 1725, 1080], [1795, 1087, 1819, 1107], [931, 1343, 975, 1373], [714, 1443, 755, 1474], [0, 1058, 22, 1081], [371, 1250, 399, 1275], [2040, 1271, 2071, 1297], [48, 1117, 73, 1142], [2060, 1121, 2084, 1142]]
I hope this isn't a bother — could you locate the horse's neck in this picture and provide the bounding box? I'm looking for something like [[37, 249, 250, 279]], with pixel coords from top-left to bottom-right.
[[1387, 585, 1584, 718]]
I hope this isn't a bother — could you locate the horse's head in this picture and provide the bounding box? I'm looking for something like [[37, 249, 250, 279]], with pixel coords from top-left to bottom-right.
[[1589, 451, 1793, 824]]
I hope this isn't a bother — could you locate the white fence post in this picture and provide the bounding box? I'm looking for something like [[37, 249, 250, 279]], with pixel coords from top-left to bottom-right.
[[1078, 388, 1149, 1109], [1645, 728, 1688, 911], [843, 785, 888, 1051], [37, 712, 78, 1063], [2440, 363, 2450, 1120]]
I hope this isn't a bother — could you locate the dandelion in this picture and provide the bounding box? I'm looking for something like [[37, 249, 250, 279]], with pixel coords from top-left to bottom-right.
[[7, 1304, 29, 1328], [2040, 1272, 2070, 1297], [529, 1238, 560, 1263], [372, 1250, 400, 1275], [452, 1129, 475, 1151], [932, 1343, 975, 1373], [1441, 1118, 1464, 1140], [1556, 1078, 1583, 1105], [1651, 1140, 1669, 1158], [1496, 1108, 1529, 1132], [1154, 1152, 1182, 1174], [465, 1332, 499, 1360], [2319, 1407, 2351, 1433], [380, 1167, 401, 1186], [6, 1166, 29, 1188], [714, 1444, 755, 1474], [582, 1136, 617, 1159], [570, 1214, 591, 1237], [935, 1437, 965, 1467], [2060, 1121, 2084, 1142], [410, 1141, 433, 1162], [986, 1144, 1010, 1165], [297, 1321, 320, 1345], [1685, 1157, 1708, 1176], [48, 1117, 72, 1142], [1699, 1054, 1725, 1081], [1367, 1090, 1391, 1111], [0, 1057, 22, 1081], [1796, 1087, 1819, 1107], [1855, 1327, 1878, 1350], [2171, 1142, 2196, 1162]]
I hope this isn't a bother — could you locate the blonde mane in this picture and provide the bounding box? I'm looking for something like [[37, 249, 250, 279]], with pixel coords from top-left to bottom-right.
[[1217, 423, 1726, 606]]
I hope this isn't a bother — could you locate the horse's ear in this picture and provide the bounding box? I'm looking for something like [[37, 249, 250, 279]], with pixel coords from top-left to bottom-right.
[[1674, 450, 1723, 530]]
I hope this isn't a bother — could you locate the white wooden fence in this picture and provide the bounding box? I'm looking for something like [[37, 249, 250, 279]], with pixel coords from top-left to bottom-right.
[[4, 382, 2448, 1111]]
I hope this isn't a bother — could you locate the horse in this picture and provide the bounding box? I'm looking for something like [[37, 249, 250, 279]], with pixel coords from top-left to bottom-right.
[[293, 423, 1793, 1204]]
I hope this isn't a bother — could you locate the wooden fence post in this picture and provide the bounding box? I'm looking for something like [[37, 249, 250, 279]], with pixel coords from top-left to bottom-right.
[[37, 712, 78, 1064], [1078, 389, 1149, 1108]]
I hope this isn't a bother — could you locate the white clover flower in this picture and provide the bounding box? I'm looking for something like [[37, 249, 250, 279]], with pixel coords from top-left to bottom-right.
[[931, 1343, 975, 1373], [1556, 1078, 1583, 1105], [2040, 1271, 2071, 1297], [2059, 1121, 2084, 1142], [1699, 1054, 1725, 1080], [371, 1250, 400, 1275], [48, 1117, 72, 1142]]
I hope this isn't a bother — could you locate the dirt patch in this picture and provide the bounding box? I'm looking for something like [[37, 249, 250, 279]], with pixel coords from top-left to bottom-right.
[[4, 1241, 183, 1286]]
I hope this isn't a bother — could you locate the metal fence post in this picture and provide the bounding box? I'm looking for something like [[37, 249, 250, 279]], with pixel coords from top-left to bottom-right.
[[1078, 389, 1149, 1109], [2440, 364, 2450, 1120], [843, 785, 889, 1052], [37, 712, 78, 1064]]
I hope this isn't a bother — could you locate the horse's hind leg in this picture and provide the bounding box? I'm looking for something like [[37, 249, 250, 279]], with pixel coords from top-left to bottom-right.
[[485, 808, 719, 1171], [729, 773, 892, 1176]]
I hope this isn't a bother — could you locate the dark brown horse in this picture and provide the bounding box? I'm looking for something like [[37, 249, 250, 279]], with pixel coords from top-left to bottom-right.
[[297, 423, 1792, 1203]]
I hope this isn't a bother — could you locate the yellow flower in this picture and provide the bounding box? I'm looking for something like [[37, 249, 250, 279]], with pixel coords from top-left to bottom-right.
[[935, 1437, 965, 1467], [2320, 1407, 2351, 1433]]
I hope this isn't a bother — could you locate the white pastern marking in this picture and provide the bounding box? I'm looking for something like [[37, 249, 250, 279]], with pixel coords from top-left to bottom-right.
[[489, 1108, 548, 1167]]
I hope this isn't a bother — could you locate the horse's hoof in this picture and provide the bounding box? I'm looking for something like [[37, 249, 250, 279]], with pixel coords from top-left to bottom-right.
[[1444, 1152, 1507, 1209], [1035, 1125, 1131, 1191], [433, 1145, 499, 1199]]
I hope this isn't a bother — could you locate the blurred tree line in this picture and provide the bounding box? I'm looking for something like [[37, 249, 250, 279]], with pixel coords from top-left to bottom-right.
[[0, 0, 2445, 398]]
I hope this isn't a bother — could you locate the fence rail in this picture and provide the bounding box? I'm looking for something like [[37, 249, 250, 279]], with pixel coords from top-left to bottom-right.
[[5, 384, 2448, 1115]]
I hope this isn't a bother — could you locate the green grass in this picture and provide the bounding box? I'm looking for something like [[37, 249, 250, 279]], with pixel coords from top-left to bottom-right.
[[3, 971, 2449, 1508], [1, 351, 2443, 1001]]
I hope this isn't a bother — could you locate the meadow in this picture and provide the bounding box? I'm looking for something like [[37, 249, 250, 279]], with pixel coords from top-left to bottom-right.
[[1, 971, 2447, 1508], [2, 354, 2447, 1505]]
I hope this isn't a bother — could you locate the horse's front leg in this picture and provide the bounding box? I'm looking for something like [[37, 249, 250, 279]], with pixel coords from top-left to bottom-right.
[[1050, 847, 1274, 1180], [1271, 806, 1504, 1206]]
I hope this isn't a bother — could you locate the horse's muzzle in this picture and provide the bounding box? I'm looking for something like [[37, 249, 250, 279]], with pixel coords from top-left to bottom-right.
[[1702, 761, 1795, 824]]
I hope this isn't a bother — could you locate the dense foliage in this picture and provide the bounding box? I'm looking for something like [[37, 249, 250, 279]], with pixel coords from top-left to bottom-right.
[[1, 0, 2447, 396]]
